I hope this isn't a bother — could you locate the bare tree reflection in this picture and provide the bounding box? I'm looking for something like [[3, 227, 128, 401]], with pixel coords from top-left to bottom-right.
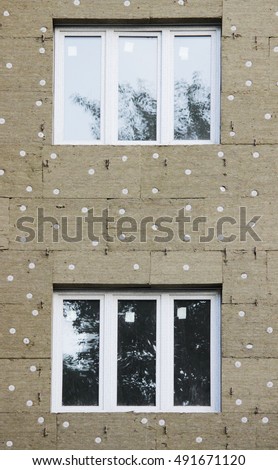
[[117, 300, 156, 406], [174, 299, 211, 406], [62, 300, 100, 406], [72, 73, 210, 141]]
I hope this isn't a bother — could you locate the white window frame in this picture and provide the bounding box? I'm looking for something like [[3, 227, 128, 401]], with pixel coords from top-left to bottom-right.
[[54, 26, 221, 145], [52, 290, 221, 413]]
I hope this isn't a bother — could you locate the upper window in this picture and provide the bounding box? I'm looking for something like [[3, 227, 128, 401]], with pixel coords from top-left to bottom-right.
[[51, 290, 221, 413], [54, 27, 220, 145]]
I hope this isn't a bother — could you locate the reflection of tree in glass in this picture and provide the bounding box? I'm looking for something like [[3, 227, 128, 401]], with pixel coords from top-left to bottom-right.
[[71, 94, 101, 140], [174, 72, 211, 140], [72, 72, 210, 141], [117, 300, 156, 406], [174, 299, 211, 406], [118, 80, 157, 141], [63, 300, 100, 406]]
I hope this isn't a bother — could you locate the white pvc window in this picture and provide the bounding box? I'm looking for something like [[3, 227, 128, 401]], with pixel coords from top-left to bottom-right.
[[54, 27, 220, 145], [52, 290, 221, 413]]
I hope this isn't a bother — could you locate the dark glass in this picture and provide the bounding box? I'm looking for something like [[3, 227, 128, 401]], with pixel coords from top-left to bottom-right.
[[117, 300, 156, 406], [174, 299, 211, 406], [62, 299, 100, 406]]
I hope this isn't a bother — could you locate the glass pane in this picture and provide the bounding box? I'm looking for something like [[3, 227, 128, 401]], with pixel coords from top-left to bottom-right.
[[64, 37, 101, 141], [62, 299, 100, 406], [174, 36, 211, 141], [117, 299, 157, 406], [118, 36, 158, 141], [174, 299, 211, 406]]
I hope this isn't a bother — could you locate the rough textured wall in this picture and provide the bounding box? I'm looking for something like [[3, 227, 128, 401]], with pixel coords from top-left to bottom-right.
[[0, 0, 278, 450]]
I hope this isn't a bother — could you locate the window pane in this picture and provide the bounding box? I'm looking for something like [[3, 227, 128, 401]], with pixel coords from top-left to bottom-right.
[[118, 37, 158, 141], [62, 300, 100, 406], [64, 37, 101, 141], [174, 36, 211, 141], [174, 299, 211, 406], [117, 300, 156, 406]]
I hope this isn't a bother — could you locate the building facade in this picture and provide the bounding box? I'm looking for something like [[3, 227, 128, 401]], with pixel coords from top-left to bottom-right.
[[0, 0, 278, 450]]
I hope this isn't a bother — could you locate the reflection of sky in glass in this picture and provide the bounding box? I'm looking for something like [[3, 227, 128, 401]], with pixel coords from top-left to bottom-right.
[[64, 36, 101, 141], [174, 36, 211, 85], [119, 36, 158, 97], [62, 306, 94, 364]]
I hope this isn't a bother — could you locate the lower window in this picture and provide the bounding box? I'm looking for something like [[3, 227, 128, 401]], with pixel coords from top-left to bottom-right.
[[52, 290, 221, 412]]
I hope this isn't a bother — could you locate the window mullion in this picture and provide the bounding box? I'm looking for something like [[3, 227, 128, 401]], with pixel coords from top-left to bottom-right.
[[160, 294, 174, 411], [105, 29, 117, 144], [103, 293, 117, 411], [210, 30, 221, 144], [160, 29, 173, 145], [156, 32, 162, 145], [98, 296, 105, 410], [155, 296, 161, 410], [210, 294, 221, 412]]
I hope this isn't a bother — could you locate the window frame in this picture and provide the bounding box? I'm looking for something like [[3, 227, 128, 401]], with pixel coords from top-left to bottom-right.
[[51, 289, 221, 413], [54, 26, 221, 146]]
